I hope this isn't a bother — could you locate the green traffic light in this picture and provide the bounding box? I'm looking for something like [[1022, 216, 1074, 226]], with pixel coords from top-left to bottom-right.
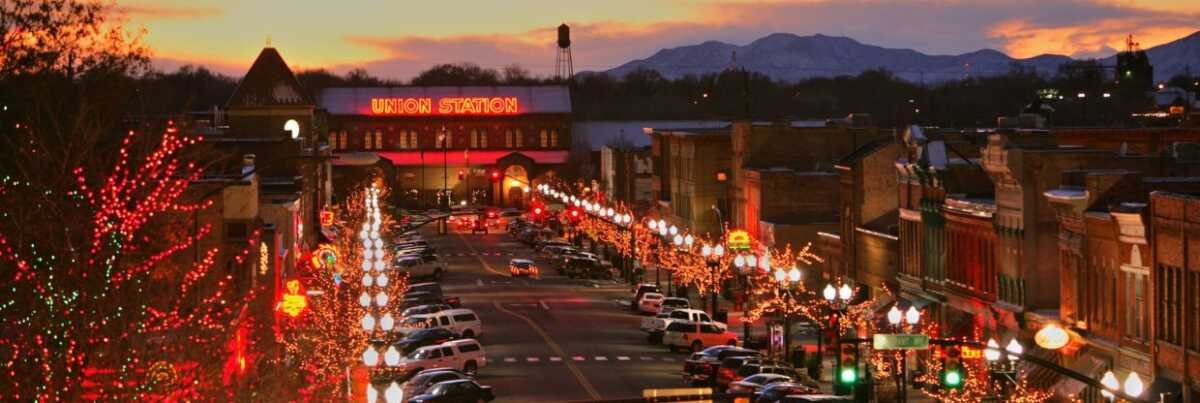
[[839, 367, 857, 384], [943, 370, 962, 388]]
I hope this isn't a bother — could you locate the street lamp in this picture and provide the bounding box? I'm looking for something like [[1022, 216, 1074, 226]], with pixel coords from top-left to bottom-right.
[[1101, 370, 1146, 401]]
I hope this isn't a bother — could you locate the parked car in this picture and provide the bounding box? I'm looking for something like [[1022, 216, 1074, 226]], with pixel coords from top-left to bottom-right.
[[754, 382, 821, 403], [561, 258, 613, 280], [663, 321, 740, 353], [533, 239, 571, 252], [682, 346, 760, 385], [395, 327, 458, 354], [406, 283, 462, 308], [409, 308, 482, 338], [722, 358, 805, 389], [637, 292, 665, 315], [395, 339, 487, 377], [401, 304, 452, 318], [641, 308, 720, 343], [406, 379, 494, 403], [471, 219, 488, 234], [402, 369, 474, 399], [726, 373, 793, 394], [395, 255, 446, 280], [660, 297, 690, 314], [508, 258, 539, 277], [631, 283, 661, 311], [540, 245, 577, 259]]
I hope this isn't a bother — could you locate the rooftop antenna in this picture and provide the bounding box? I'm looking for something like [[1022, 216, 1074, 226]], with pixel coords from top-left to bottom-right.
[[266, 35, 272, 48], [1126, 34, 1139, 53]]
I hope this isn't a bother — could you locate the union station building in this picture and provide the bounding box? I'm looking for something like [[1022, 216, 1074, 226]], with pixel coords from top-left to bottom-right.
[[321, 86, 573, 208]]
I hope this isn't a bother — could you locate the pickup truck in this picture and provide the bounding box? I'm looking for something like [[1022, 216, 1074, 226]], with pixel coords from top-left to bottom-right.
[[395, 255, 446, 280], [640, 308, 724, 344]]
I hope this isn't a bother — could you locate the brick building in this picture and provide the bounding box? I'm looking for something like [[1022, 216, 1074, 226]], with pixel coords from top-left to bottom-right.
[[600, 145, 653, 210], [648, 127, 732, 235], [1148, 192, 1200, 402]]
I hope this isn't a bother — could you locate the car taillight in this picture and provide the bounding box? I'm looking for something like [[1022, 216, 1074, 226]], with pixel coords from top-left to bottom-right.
[[719, 367, 735, 380]]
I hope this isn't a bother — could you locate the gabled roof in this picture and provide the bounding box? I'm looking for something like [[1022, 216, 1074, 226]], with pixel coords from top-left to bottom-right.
[[227, 47, 312, 108]]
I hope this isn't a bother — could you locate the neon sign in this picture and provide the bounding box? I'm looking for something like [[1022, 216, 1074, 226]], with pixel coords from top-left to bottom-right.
[[311, 244, 339, 271], [319, 209, 335, 227], [370, 96, 520, 115], [277, 279, 308, 317]]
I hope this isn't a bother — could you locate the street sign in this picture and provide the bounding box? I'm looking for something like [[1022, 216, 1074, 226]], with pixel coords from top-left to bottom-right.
[[873, 334, 930, 350]]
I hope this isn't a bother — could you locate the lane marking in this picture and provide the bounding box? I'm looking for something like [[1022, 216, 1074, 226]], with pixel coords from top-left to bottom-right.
[[640, 356, 653, 361], [527, 357, 540, 362], [538, 300, 550, 310], [573, 356, 586, 361], [594, 356, 608, 361], [503, 357, 517, 363], [617, 356, 630, 361], [492, 300, 601, 400], [662, 358, 675, 362], [549, 357, 563, 362]]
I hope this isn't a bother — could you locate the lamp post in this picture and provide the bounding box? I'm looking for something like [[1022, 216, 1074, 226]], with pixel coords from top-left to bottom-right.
[[984, 337, 1020, 400], [886, 305, 921, 403], [701, 242, 724, 317], [824, 282, 854, 394], [771, 265, 803, 364]]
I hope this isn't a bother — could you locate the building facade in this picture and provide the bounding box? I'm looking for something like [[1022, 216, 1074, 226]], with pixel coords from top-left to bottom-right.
[[321, 86, 573, 208]]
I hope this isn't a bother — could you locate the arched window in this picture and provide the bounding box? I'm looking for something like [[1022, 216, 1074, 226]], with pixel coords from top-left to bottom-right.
[[505, 130, 514, 148], [479, 129, 488, 148], [470, 129, 479, 148], [539, 129, 548, 148], [340, 131, 347, 149], [363, 131, 373, 150], [375, 130, 383, 149], [550, 129, 559, 147], [515, 129, 523, 147]]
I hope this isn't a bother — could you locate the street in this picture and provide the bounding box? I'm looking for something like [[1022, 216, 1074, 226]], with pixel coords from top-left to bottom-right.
[[404, 224, 686, 402]]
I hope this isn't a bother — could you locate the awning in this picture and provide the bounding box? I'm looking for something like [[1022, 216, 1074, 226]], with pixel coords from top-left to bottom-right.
[[332, 152, 381, 166], [1020, 347, 1064, 389], [377, 150, 568, 166], [1052, 351, 1107, 399]]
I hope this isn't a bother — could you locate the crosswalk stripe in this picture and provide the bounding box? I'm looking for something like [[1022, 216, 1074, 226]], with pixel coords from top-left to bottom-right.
[[594, 356, 608, 361], [640, 356, 653, 361], [617, 356, 630, 361], [503, 357, 517, 363], [572, 356, 586, 361], [527, 357, 540, 362], [662, 358, 675, 362], [549, 356, 562, 362]]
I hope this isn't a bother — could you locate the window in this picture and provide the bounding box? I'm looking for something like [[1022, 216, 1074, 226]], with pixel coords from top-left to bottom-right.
[[1124, 270, 1147, 341], [539, 129, 549, 148], [515, 129, 523, 147], [479, 129, 487, 148], [457, 342, 481, 353], [441, 347, 454, 357], [550, 129, 559, 147], [375, 130, 383, 149], [225, 222, 248, 241], [439, 316, 450, 326], [452, 313, 477, 322], [666, 322, 692, 332], [670, 311, 690, 320], [701, 324, 721, 333], [363, 132, 373, 149], [505, 130, 514, 148], [339, 131, 347, 149], [1158, 264, 1183, 345], [699, 313, 712, 322], [470, 129, 479, 148]]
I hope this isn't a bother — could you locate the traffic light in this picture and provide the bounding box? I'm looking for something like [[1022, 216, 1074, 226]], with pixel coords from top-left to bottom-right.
[[533, 207, 543, 216], [457, 169, 465, 180], [837, 343, 858, 385], [490, 170, 501, 182], [941, 346, 964, 389]]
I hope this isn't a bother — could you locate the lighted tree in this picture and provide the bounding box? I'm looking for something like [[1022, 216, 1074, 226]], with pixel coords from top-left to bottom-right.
[[0, 125, 257, 400], [280, 182, 408, 398]]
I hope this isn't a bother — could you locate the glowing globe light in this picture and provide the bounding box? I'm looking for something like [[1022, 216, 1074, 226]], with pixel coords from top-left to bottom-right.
[[362, 346, 379, 366], [669, 225, 678, 236], [1124, 371, 1144, 397], [1005, 339, 1023, 361], [838, 284, 853, 301], [385, 382, 403, 403], [359, 292, 371, 307], [363, 275, 374, 287], [376, 273, 389, 287], [361, 260, 372, 271], [648, 220, 658, 230], [887, 306, 903, 325], [788, 267, 802, 282], [984, 338, 1002, 362], [774, 269, 787, 283], [367, 383, 378, 403], [701, 244, 713, 257], [380, 313, 395, 331], [746, 254, 757, 268], [734, 255, 746, 268], [363, 249, 374, 260], [684, 234, 694, 247], [361, 314, 376, 331], [370, 230, 380, 240], [384, 346, 401, 366], [375, 292, 389, 307], [823, 284, 837, 301], [374, 260, 385, 271], [1034, 324, 1069, 350], [373, 239, 383, 248], [363, 239, 372, 248], [905, 306, 921, 325], [714, 245, 724, 256]]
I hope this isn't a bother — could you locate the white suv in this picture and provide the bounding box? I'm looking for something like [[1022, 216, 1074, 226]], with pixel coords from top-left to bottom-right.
[[641, 308, 724, 344], [663, 321, 740, 353], [395, 255, 446, 280], [394, 339, 487, 375], [409, 308, 482, 339]]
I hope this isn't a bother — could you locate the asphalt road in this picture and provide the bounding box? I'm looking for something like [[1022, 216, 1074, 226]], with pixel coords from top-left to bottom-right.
[[419, 224, 688, 403]]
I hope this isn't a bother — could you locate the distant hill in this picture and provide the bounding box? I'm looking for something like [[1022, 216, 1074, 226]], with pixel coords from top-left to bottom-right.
[[605, 31, 1200, 83]]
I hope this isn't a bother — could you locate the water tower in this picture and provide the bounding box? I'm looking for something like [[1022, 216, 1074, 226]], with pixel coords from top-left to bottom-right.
[[555, 23, 573, 81]]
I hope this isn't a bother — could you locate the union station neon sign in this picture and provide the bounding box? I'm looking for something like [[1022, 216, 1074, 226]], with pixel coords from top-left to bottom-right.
[[370, 96, 520, 115]]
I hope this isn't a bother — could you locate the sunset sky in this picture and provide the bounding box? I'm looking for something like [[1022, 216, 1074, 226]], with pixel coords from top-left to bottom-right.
[[121, 0, 1200, 80]]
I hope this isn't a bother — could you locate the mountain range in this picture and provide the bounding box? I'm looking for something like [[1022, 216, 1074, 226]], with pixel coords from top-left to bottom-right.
[[605, 31, 1200, 83]]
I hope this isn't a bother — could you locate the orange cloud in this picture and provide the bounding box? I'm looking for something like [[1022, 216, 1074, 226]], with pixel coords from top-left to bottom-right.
[[989, 18, 1197, 58], [115, 5, 223, 20]]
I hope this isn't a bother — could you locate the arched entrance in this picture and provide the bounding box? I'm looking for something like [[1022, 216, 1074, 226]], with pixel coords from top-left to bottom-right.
[[502, 164, 529, 208]]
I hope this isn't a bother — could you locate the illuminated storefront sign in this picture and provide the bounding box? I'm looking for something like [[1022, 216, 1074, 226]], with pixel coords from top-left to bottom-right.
[[727, 230, 752, 251], [370, 96, 520, 115], [277, 279, 308, 317]]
